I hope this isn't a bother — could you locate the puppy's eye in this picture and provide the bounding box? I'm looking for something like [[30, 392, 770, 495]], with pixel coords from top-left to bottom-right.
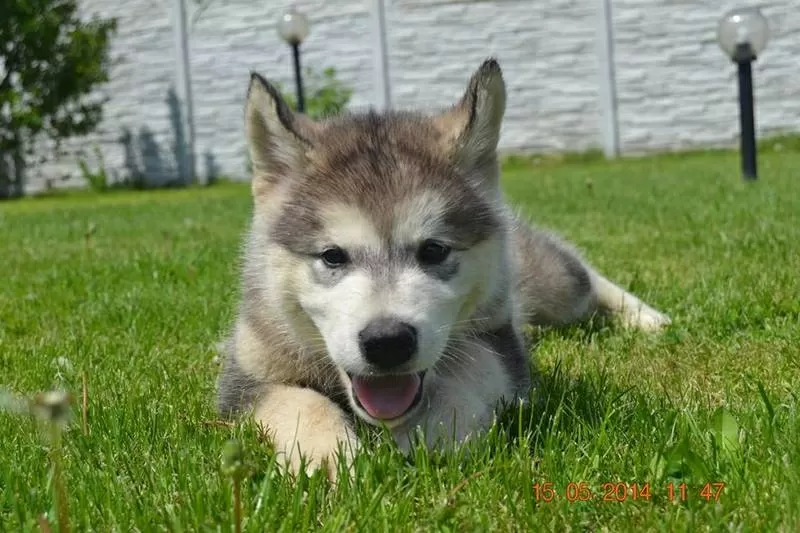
[[320, 247, 349, 268], [417, 240, 451, 265]]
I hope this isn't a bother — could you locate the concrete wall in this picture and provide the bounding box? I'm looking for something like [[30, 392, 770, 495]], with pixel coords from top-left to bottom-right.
[[29, 0, 183, 191], [612, 1, 800, 153], [386, 0, 602, 153], [23, 0, 800, 192]]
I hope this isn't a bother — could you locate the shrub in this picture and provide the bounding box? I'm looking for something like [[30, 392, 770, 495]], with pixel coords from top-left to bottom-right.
[[278, 66, 353, 120], [0, 0, 117, 199]]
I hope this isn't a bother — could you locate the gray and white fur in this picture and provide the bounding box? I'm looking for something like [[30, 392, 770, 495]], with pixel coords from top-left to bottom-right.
[[216, 59, 671, 480]]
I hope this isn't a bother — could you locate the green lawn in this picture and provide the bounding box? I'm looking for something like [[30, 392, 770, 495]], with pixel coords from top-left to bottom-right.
[[1, 149, 799, 531]]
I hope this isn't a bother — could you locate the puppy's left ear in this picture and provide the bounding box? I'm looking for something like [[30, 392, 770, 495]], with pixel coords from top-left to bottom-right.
[[434, 58, 506, 168], [245, 72, 321, 197]]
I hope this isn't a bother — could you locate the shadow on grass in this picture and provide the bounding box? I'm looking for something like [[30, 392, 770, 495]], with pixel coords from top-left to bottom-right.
[[502, 358, 634, 447]]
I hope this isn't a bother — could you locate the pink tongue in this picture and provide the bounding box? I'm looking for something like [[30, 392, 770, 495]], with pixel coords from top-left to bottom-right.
[[351, 374, 421, 420]]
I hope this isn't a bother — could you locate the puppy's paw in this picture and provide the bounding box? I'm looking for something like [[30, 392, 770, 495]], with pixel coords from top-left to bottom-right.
[[254, 384, 361, 483], [621, 304, 671, 332], [282, 427, 361, 483]]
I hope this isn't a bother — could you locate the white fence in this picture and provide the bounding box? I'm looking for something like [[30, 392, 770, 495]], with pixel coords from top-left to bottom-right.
[[26, 0, 800, 192]]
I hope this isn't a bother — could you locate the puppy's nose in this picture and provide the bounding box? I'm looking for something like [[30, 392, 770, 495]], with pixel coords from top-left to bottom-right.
[[358, 318, 418, 369]]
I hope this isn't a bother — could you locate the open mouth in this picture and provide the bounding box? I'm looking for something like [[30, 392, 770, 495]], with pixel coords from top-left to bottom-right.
[[348, 371, 426, 421]]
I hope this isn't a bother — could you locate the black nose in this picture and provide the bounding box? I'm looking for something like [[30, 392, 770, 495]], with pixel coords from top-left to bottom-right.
[[358, 318, 418, 369]]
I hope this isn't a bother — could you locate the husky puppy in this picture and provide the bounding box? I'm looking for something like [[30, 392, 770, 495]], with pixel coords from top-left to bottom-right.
[[217, 59, 670, 479]]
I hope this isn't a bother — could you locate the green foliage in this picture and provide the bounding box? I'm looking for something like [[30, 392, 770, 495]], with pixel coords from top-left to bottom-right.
[[278, 67, 353, 120], [0, 0, 117, 198], [77, 146, 110, 192]]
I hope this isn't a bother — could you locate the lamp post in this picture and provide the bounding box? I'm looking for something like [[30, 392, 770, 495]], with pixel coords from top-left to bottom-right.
[[278, 7, 311, 113], [716, 7, 770, 181]]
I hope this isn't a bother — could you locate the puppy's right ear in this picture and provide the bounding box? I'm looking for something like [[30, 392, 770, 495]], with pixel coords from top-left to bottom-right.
[[432, 59, 506, 171], [245, 73, 317, 196]]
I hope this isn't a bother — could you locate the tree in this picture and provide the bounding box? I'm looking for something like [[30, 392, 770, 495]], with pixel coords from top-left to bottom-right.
[[0, 0, 117, 198]]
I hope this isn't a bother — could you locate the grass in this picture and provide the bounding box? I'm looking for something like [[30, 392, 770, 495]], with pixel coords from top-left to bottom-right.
[[1, 147, 799, 531]]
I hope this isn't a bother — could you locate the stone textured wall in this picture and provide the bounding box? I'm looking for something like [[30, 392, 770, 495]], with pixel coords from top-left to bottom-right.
[[612, 0, 800, 153], [22, 0, 800, 192], [385, 0, 602, 153], [30, 0, 185, 192], [188, 0, 375, 183]]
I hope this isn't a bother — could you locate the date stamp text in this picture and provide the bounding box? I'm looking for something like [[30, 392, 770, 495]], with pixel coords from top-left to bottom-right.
[[532, 482, 726, 503]]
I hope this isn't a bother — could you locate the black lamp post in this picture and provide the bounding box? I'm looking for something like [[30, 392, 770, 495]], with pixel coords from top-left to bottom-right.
[[278, 7, 311, 113], [717, 7, 770, 181]]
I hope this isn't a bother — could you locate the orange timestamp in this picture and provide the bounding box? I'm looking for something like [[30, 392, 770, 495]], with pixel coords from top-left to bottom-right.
[[532, 481, 726, 503]]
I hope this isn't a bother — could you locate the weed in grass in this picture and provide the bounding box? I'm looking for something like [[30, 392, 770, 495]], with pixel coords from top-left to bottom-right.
[[2, 389, 74, 533], [31, 391, 73, 533], [221, 439, 248, 533]]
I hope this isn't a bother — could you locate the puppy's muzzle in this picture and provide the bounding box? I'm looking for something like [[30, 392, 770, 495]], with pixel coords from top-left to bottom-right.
[[358, 317, 418, 370]]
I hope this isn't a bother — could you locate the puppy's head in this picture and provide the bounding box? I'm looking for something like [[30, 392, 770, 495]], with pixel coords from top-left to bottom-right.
[[244, 59, 511, 426]]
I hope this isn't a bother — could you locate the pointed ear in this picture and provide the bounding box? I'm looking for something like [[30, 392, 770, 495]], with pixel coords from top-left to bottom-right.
[[245, 73, 319, 196], [433, 58, 506, 168]]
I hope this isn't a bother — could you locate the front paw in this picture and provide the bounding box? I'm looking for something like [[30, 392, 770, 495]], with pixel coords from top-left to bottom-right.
[[253, 384, 362, 483], [273, 426, 361, 483]]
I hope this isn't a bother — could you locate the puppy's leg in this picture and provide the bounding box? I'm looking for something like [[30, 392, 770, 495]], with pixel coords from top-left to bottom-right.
[[587, 268, 671, 331], [254, 385, 360, 481], [513, 225, 597, 327], [513, 221, 670, 331]]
